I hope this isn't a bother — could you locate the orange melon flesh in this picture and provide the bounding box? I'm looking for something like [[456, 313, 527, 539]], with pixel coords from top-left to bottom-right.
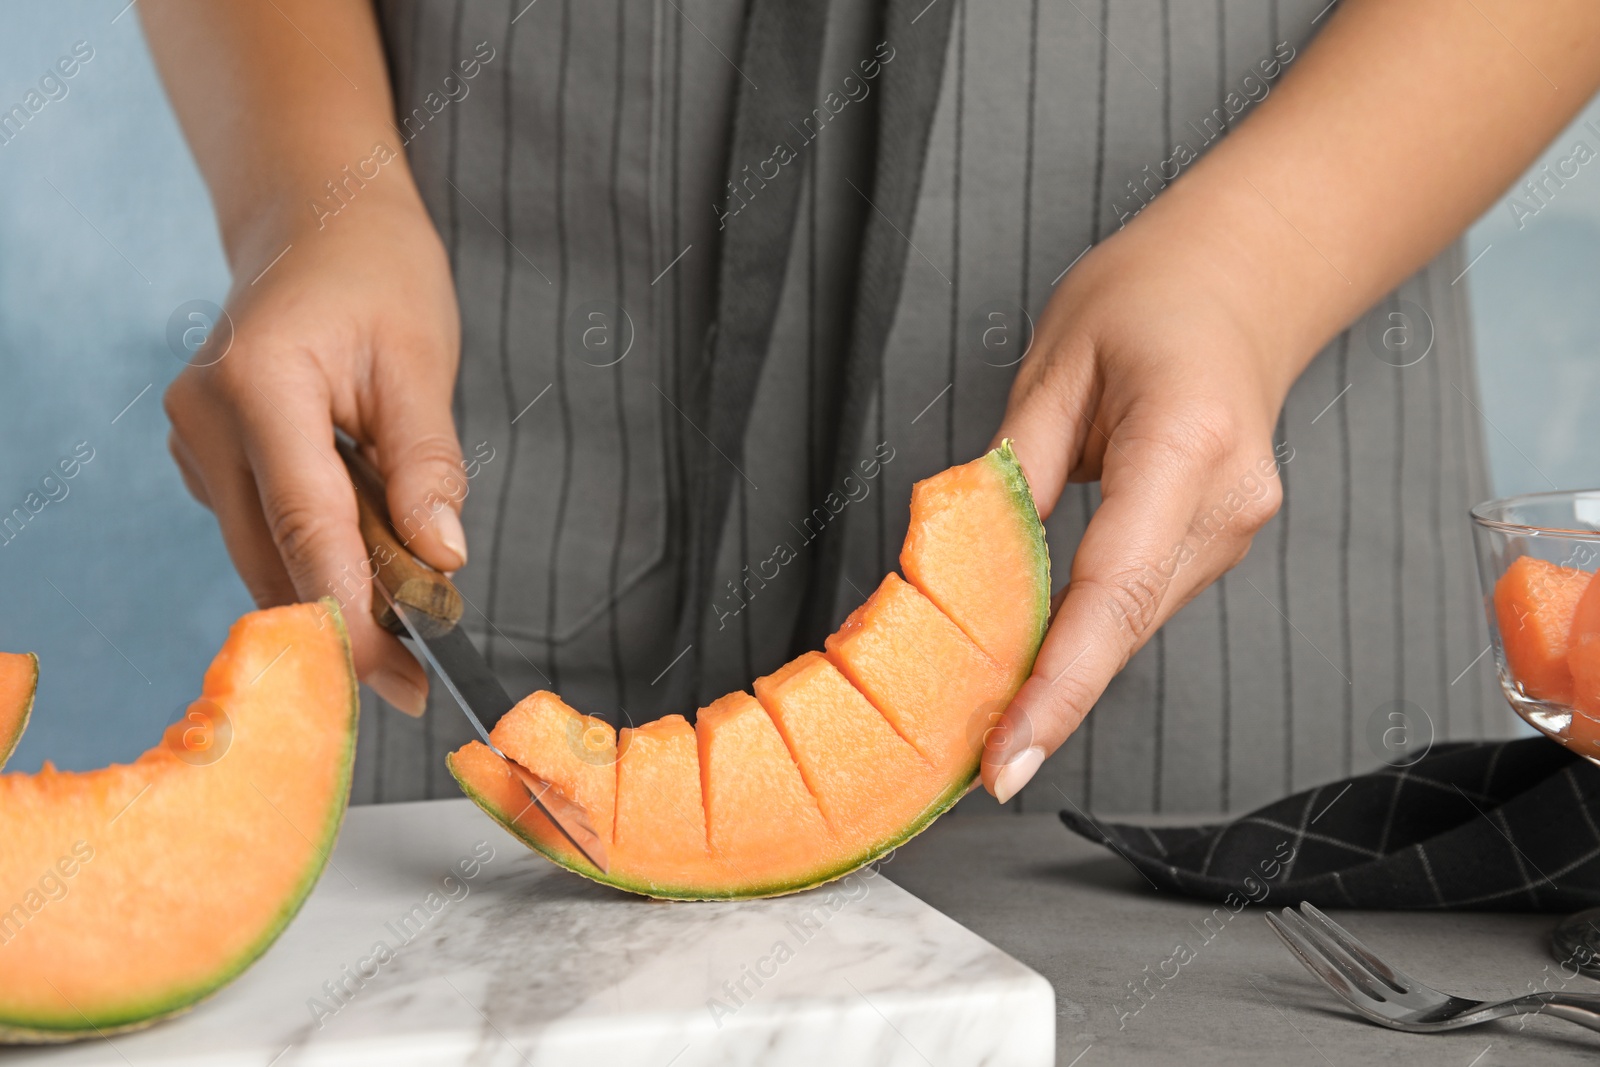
[[0, 601, 357, 1042], [449, 442, 1051, 899], [1570, 635, 1600, 719], [1569, 560, 1600, 645], [613, 715, 717, 893], [447, 740, 598, 874], [1493, 556, 1591, 703], [489, 691, 616, 848], [0, 652, 37, 771], [827, 573, 1010, 779], [696, 692, 835, 888], [752, 652, 942, 850], [901, 441, 1049, 687]]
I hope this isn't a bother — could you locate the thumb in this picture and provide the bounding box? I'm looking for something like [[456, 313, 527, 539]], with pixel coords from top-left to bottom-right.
[[989, 337, 1095, 520], [368, 382, 468, 574]]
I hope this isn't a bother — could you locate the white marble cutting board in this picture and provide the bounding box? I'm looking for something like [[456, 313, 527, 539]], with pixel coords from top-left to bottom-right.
[[1, 798, 1053, 1066]]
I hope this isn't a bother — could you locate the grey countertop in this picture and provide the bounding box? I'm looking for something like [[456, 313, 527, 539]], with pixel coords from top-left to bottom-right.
[[888, 813, 1600, 1066]]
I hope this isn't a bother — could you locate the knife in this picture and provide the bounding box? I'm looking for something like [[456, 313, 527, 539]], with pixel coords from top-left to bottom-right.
[[334, 435, 609, 872]]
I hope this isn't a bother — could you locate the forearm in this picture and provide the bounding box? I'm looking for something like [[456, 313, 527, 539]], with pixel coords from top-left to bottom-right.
[[1127, 0, 1600, 389], [139, 0, 418, 270]]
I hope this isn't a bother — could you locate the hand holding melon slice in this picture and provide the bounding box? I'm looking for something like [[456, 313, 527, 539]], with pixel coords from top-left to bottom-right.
[[450, 443, 1052, 899]]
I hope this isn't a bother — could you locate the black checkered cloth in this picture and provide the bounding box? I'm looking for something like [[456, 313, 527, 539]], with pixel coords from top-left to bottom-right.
[[1059, 739, 1600, 912]]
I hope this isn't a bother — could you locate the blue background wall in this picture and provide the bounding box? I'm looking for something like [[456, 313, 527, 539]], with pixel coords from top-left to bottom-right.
[[0, 1, 1594, 772], [0, 2, 246, 773]]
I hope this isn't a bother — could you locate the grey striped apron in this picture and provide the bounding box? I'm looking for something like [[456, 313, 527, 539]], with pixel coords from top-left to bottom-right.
[[356, 0, 1517, 814]]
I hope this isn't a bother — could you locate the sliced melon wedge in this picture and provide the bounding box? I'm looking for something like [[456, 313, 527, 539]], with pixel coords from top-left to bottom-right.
[[0, 601, 357, 1042], [902, 440, 1049, 687], [449, 443, 1050, 899], [0, 653, 37, 771]]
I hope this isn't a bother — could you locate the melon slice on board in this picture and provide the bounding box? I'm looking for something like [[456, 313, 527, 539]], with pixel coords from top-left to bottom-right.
[[0, 653, 37, 771], [449, 442, 1051, 900], [0, 601, 358, 1043]]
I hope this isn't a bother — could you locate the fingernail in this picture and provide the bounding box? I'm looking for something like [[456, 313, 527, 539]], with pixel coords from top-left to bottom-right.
[[435, 508, 468, 569], [370, 669, 427, 718], [993, 745, 1046, 804]]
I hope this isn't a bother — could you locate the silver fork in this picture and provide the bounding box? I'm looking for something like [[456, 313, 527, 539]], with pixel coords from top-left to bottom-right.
[[1264, 902, 1600, 1034]]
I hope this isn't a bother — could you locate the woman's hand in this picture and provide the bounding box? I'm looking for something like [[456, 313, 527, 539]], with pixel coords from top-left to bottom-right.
[[165, 192, 462, 716], [141, 0, 465, 713], [982, 214, 1297, 803], [978, 0, 1600, 804]]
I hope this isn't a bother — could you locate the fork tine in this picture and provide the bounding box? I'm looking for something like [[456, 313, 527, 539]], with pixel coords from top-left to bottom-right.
[[1264, 910, 1372, 1008], [1279, 907, 1397, 1002], [1298, 902, 1414, 993]]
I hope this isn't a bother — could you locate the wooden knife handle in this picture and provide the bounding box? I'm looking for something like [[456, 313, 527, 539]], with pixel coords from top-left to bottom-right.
[[334, 435, 464, 640]]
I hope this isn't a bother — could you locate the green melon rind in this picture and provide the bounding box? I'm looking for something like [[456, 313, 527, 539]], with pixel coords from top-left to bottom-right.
[[450, 442, 1050, 901], [448, 751, 982, 902], [0, 653, 38, 773], [0, 600, 359, 1043], [987, 439, 1052, 677]]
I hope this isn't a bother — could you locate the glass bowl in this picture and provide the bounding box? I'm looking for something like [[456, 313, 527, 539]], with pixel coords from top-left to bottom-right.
[[1471, 490, 1600, 766], [1473, 490, 1600, 976]]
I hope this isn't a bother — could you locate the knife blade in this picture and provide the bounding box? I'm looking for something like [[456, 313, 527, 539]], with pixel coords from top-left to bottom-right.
[[334, 435, 609, 872]]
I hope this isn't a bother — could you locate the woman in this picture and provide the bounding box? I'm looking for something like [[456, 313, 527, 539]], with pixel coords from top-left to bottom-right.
[[139, 0, 1600, 810]]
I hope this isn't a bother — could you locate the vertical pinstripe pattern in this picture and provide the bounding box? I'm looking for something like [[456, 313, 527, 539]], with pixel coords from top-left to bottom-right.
[[357, 0, 1512, 814], [542, 0, 574, 693], [606, 0, 632, 713], [1019, 0, 1039, 312], [806, 152, 819, 522], [483, 1, 520, 695], [447, 0, 467, 438], [945, 0, 964, 471]]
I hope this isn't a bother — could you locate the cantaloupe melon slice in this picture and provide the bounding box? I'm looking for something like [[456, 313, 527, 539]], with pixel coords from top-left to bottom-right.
[[449, 443, 1050, 899], [826, 573, 1011, 780], [696, 692, 835, 890], [902, 441, 1049, 687], [753, 652, 945, 849], [0, 653, 37, 771], [1494, 556, 1592, 703], [488, 690, 616, 845], [0, 601, 357, 1042], [613, 715, 718, 892]]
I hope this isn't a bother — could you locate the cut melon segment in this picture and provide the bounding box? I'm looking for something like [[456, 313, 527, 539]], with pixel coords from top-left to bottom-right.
[[0, 652, 37, 771], [0, 601, 357, 1043], [753, 652, 941, 849], [613, 715, 716, 894], [447, 740, 600, 874], [1570, 635, 1600, 718], [489, 691, 616, 847], [451, 443, 1051, 899], [827, 573, 1010, 778], [1493, 556, 1591, 703], [696, 692, 835, 887], [901, 441, 1049, 687]]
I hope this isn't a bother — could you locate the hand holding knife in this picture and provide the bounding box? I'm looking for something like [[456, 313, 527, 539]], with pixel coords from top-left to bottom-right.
[[334, 434, 609, 871]]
